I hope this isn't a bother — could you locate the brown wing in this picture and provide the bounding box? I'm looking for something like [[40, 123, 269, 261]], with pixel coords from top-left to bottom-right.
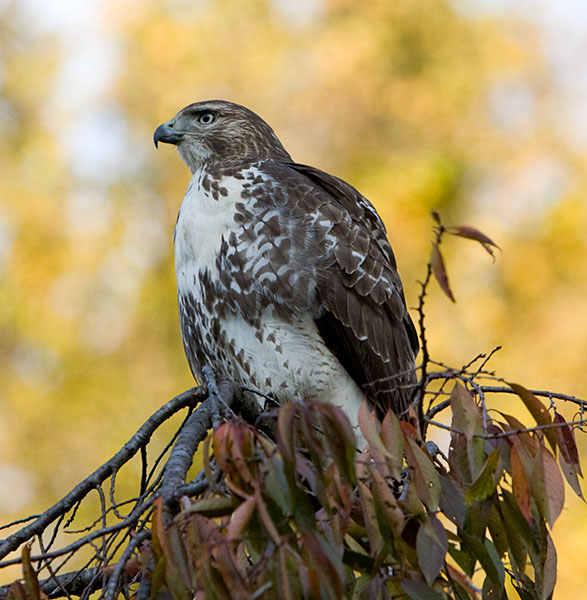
[[254, 160, 419, 418]]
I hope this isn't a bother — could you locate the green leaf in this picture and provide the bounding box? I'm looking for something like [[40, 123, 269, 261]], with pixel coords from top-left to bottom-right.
[[416, 517, 448, 585], [450, 383, 481, 441], [357, 481, 384, 554], [404, 437, 441, 510], [500, 491, 532, 575], [439, 475, 465, 528], [380, 409, 405, 480], [465, 450, 499, 503], [402, 579, 446, 600], [358, 400, 392, 460], [186, 495, 240, 517]]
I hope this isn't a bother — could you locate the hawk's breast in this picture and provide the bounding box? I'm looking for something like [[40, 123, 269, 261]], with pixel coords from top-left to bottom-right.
[[174, 164, 365, 417]]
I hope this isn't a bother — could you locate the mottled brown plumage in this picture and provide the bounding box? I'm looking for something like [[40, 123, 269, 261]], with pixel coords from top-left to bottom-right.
[[154, 100, 418, 427]]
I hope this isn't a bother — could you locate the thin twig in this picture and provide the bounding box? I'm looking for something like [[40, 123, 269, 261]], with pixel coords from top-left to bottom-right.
[[0, 386, 204, 561]]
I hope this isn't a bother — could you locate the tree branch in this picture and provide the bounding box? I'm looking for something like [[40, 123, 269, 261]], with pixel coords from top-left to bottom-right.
[[0, 387, 206, 561]]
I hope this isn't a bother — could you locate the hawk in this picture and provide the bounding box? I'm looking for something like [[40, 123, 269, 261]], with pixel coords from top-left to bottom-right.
[[154, 100, 418, 429]]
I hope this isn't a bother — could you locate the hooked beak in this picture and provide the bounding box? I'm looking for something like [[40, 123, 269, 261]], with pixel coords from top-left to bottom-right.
[[153, 121, 184, 148]]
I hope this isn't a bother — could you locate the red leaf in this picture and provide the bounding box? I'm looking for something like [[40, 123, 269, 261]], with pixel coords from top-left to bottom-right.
[[553, 412, 580, 467], [430, 244, 455, 302], [446, 225, 500, 260]]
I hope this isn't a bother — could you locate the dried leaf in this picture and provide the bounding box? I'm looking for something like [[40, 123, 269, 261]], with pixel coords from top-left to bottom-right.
[[508, 383, 557, 453], [446, 225, 500, 260], [21, 544, 40, 600], [430, 244, 455, 302], [510, 443, 532, 524], [553, 412, 580, 468]]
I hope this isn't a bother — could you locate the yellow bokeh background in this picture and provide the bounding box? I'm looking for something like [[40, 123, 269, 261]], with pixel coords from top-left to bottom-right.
[[1, 0, 586, 593]]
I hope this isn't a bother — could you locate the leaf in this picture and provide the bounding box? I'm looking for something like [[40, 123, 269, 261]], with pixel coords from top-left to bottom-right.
[[357, 481, 384, 554], [559, 454, 584, 500], [500, 491, 532, 575], [370, 468, 405, 537], [416, 516, 448, 585], [380, 409, 404, 480], [508, 383, 557, 453], [446, 225, 500, 260], [320, 402, 357, 486], [402, 580, 446, 600], [439, 475, 465, 528], [226, 496, 256, 539], [187, 496, 240, 517], [510, 442, 532, 524], [450, 383, 480, 441], [21, 544, 40, 600], [277, 402, 298, 461], [531, 445, 565, 528], [358, 400, 392, 460], [404, 437, 441, 511], [553, 412, 581, 470], [465, 450, 499, 503], [541, 531, 557, 600], [430, 244, 455, 302], [8, 582, 28, 600]]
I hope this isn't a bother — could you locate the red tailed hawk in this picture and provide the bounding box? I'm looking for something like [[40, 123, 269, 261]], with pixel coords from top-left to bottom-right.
[[154, 100, 418, 429]]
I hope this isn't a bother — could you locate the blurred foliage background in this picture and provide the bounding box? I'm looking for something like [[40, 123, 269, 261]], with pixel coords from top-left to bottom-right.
[[1, 0, 586, 593]]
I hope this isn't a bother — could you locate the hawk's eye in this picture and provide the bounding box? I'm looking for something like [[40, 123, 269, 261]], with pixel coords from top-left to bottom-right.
[[198, 111, 216, 125]]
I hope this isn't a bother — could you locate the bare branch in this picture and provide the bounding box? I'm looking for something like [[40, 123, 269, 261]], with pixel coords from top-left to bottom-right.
[[0, 387, 206, 561]]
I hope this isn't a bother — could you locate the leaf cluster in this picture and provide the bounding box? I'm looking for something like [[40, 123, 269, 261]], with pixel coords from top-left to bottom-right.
[[146, 380, 583, 600]]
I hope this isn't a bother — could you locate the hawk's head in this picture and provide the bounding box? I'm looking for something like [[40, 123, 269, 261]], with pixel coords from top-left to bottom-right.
[[154, 100, 291, 173]]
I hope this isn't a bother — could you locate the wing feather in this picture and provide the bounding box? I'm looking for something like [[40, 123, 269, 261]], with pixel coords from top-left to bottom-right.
[[252, 160, 419, 417]]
